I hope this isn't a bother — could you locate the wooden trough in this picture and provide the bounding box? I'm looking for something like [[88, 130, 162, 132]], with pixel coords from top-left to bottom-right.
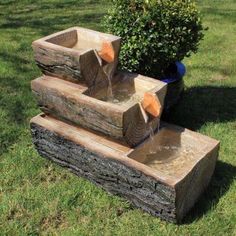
[[32, 27, 121, 88], [30, 26, 220, 223], [31, 114, 220, 223], [31, 73, 167, 147]]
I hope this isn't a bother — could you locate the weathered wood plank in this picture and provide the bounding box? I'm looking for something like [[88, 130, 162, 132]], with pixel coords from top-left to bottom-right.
[[30, 114, 220, 223], [32, 27, 121, 88], [31, 74, 167, 147], [31, 76, 125, 139]]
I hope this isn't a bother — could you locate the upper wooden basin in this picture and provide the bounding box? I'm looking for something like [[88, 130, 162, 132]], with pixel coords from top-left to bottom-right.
[[32, 27, 121, 88]]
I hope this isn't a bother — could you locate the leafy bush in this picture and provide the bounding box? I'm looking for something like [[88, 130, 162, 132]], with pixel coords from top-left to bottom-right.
[[104, 0, 204, 78]]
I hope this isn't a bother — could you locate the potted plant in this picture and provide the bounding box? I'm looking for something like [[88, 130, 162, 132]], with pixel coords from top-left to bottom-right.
[[104, 0, 204, 112]]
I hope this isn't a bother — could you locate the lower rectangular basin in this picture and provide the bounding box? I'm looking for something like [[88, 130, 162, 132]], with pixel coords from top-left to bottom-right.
[[128, 122, 218, 181], [31, 114, 219, 223]]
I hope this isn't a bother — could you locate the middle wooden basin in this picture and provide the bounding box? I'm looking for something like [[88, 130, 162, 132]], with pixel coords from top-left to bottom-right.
[[31, 72, 167, 147]]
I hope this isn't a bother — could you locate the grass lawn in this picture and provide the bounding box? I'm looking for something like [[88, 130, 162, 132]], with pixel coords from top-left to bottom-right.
[[0, 0, 235, 235]]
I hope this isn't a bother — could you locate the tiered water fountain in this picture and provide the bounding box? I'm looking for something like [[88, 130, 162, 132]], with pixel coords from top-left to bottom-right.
[[30, 27, 220, 223]]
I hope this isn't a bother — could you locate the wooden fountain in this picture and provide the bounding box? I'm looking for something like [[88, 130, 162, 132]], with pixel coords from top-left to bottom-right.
[[30, 27, 220, 223]]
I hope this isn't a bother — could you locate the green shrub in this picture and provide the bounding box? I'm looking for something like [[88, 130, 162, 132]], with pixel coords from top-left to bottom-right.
[[104, 0, 204, 78]]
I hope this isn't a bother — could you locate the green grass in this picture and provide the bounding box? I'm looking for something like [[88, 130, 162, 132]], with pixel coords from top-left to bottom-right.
[[0, 0, 235, 235]]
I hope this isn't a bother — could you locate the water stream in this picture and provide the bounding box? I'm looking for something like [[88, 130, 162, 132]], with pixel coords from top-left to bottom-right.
[[99, 66, 142, 104], [148, 118, 160, 154], [149, 124, 155, 154], [101, 58, 165, 158], [103, 64, 115, 102]]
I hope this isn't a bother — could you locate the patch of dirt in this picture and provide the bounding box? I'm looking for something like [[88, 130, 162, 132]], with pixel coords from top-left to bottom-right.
[[40, 211, 68, 230], [209, 75, 229, 82]]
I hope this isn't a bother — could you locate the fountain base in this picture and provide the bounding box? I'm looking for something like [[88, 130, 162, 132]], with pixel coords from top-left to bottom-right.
[[31, 114, 219, 223]]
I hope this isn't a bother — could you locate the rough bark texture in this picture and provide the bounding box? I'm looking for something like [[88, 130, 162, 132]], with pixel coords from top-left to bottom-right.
[[30, 114, 220, 223], [31, 122, 177, 223]]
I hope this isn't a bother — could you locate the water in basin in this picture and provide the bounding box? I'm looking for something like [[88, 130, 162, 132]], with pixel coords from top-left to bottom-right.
[[89, 74, 143, 105], [128, 127, 196, 175], [99, 87, 141, 104]]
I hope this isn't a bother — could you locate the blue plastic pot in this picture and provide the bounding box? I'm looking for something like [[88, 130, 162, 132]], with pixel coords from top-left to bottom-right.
[[160, 61, 186, 84], [160, 61, 186, 114]]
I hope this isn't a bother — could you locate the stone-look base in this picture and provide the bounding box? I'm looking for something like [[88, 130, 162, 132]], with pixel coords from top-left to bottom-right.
[[30, 114, 220, 223]]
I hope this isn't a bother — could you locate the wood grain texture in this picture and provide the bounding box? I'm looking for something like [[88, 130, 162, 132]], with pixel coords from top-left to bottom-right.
[[32, 27, 121, 89], [31, 75, 167, 147], [31, 76, 124, 139], [30, 114, 220, 223]]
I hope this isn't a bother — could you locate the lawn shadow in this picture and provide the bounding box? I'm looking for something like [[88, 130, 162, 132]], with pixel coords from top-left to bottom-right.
[[0, 79, 31, 155], [201, 6, 236, 23], [0, 12, 105, 36], [164, 86, 236, 131], [183, 161, 236, 224], [0, 1, 106, 36]]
